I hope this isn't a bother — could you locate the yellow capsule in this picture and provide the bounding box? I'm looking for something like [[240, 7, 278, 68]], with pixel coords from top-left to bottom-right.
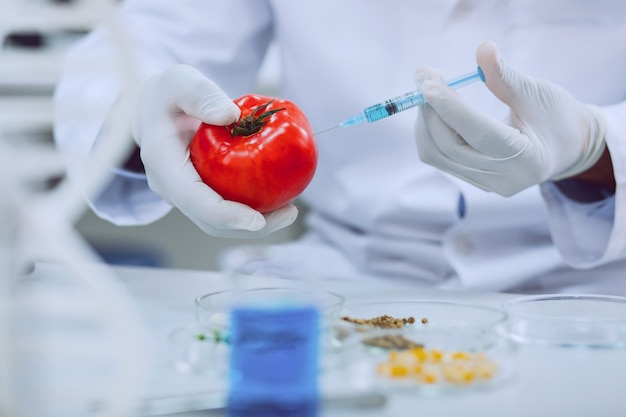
[[397, 350, 415, 362], [411, 363, 424, 375], [411, 347, 428, 362], [443, 365, 475, 384], [429, 349, 443, 363], [376, 362, 390, 375], [389, 364, 410, 378], [451, 351, 472, 361], [474, 361, 498, 379], [421, 372, 438, 384]]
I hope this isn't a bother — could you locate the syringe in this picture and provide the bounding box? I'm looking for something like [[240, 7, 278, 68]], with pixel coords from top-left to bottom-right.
[[318, 66, 485, 134]]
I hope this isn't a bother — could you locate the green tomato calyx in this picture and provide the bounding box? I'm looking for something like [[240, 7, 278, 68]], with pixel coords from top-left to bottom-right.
[[230, 100, 285, 137]]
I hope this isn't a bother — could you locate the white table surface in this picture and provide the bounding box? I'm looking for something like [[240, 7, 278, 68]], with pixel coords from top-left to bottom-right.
[[16, 262, 626, 417]]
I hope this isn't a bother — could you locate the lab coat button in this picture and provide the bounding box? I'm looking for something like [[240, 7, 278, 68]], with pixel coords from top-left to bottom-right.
[[454, 236, 474, 254]]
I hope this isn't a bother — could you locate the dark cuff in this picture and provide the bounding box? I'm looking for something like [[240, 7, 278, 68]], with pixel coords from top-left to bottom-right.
[[122, 145, 145, 174], [553, 178, 615, 203]]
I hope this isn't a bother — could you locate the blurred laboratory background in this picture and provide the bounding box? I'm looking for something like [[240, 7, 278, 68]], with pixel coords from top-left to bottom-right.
[[1, 0, 305, 271]]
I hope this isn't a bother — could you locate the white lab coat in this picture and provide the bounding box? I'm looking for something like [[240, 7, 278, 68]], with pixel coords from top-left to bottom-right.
[[53, 0, 626, 294]]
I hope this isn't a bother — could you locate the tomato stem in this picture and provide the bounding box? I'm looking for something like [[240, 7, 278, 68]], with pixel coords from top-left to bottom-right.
[[230, 100, 285, 137]]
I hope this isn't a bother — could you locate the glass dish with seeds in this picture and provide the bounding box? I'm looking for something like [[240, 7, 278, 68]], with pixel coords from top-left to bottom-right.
[[330, 300, 516, 395]]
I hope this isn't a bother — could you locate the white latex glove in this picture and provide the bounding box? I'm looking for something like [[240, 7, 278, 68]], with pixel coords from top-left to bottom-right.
[[415, 41, 607, 197], [129, 64, 298, 238]]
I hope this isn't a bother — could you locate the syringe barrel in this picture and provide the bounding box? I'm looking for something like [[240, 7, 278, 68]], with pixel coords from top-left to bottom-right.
[[362, 67, 484, 123], [363, 91, 426, 123]]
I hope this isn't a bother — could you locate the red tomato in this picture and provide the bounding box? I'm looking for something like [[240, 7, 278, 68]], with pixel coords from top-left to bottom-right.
[[190, 94, 318, 213]]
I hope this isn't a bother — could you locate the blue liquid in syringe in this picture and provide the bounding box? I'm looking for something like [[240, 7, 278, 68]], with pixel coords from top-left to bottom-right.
[[340, 66, 485, 128]]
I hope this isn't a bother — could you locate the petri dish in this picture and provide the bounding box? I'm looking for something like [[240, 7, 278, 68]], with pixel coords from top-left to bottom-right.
[[193, 287, 346, 375], [503, 294, 626, 349], [329, 300, 514, 395], [195, 287, 345, 326], [169, 322, 228, 375]]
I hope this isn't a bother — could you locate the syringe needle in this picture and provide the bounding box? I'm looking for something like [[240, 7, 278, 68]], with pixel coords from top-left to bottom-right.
[[314, 125, 341, 136]]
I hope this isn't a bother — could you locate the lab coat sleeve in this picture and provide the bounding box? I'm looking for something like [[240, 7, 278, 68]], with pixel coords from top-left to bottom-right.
[[541, 100, 626, 268], [52, 0, 273, 226]]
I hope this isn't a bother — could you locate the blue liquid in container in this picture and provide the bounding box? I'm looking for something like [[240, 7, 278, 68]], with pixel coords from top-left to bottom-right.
[[228, 305, 320, 417]]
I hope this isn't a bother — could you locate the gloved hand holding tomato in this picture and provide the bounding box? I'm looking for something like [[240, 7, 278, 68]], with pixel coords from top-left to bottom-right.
[[190, 94, 318, 214], [129, 64, 316, 238]]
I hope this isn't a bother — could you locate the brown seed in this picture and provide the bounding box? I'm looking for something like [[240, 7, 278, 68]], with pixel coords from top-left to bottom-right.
[[342, 314, 416, 329], [421, 317, 428, 324], [363, 335, 423, 350]]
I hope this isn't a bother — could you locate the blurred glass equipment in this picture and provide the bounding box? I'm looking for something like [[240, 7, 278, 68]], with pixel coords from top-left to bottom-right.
[[1, 2, 152, 417]]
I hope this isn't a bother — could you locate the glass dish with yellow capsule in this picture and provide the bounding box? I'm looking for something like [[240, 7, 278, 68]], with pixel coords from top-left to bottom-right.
[[328, 300, 516, 395]]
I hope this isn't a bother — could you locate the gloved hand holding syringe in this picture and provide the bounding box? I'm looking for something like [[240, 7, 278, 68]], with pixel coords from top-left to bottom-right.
[[316, 66, 485, 134]]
